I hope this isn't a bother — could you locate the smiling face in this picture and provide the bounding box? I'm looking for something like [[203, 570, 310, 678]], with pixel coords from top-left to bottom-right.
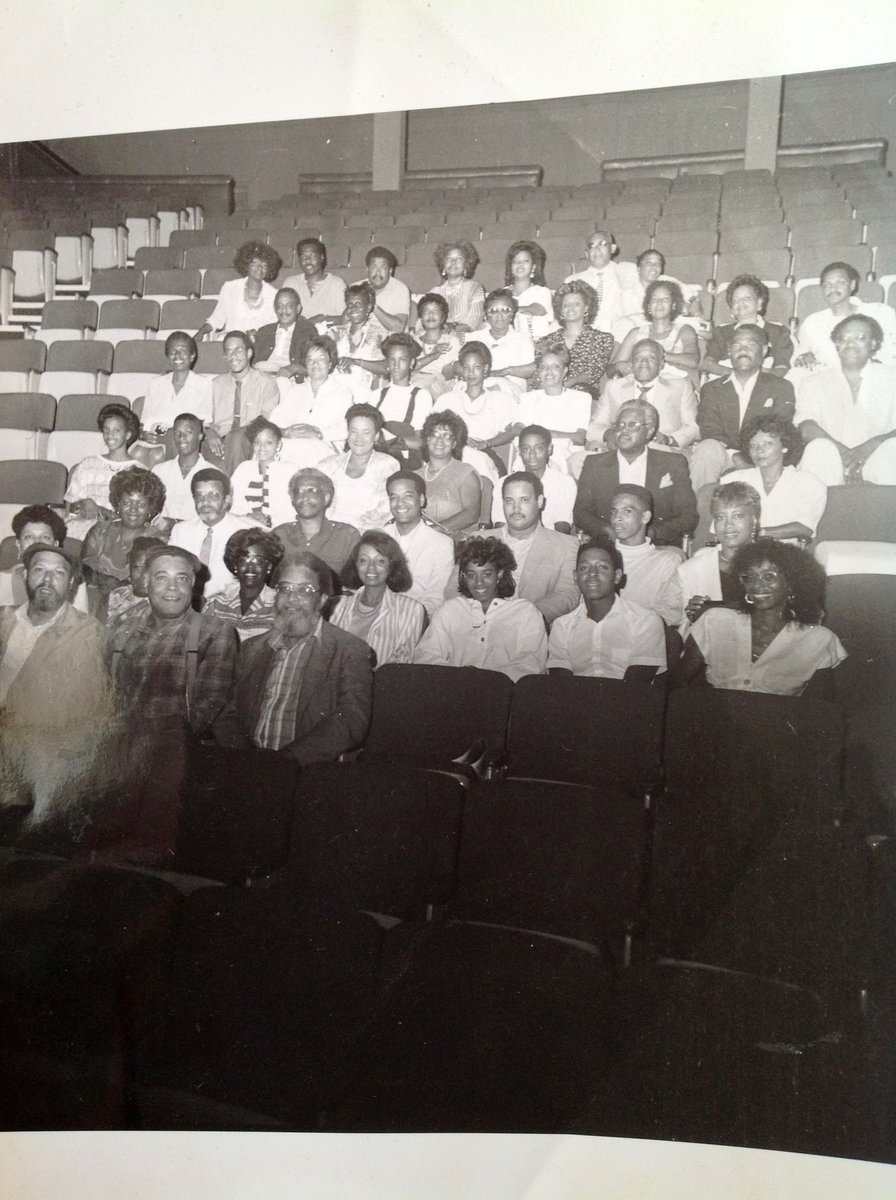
[[385, 343, 415, 384], [347, 415, 378, 455], [739, 558, 789, 610], [356, 542, 391, 590], [25, 551, 72, 616], [586, 232, 613, 270], [638, 252, 664, 285], [366, 256, 393, 292], [344, 292, 373, 325], [172, 417, 203, 459], [559, 290, 587, 325], [711, 500, 757, 553], [462, 561, 499, 608], [246, 255, 268, 283], [729, 329, 766, 375], [729, 283, 761, 324], [441, 247, 467, 280], [166, 335, 194, 373], [304, 344, 333, 383], [511, 249, 534, 281], [613, 405, 652, 455], [631, 341, 662, 384], [117, 488, 152, 530], [576, 546, 621, 602], [647, 284, 674, 323], [821, 266, 856, 309], [224, 335, 251, 376], [253, 427, 281, 465], [146, 554, 195, 621], [502, 479, 543, 535], [833, 318, 876, 370], [274, 291, 299, 327], [610, 492, 651, 545], [426, 424, 457, 461], [387, 478, 425, 529], [235, 542, 273, 591], [101, 413, 130, 455], [193, 480, 230, 527], [536, 351, 566, 392], [299, 243, 324, 277]]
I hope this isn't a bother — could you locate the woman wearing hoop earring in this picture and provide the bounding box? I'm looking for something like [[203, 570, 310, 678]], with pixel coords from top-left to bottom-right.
[[670, 539, 846, 697]]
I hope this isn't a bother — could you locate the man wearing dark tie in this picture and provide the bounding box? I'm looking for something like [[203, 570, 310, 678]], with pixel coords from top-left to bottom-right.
[[168, 468, 259, 598], [207, 330, 279, 474], [587, 339, 699, 453]]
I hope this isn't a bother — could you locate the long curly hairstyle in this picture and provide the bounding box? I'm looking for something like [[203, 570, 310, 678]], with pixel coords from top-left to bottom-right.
[[109, 466, 166, 519], [552, 279, 599, 324], [420, 409, 468, 461], [434, 240, 480, 278], [457, 535, 517, 599], [341, 530, 412, 593], [504, 240, 547, 288], [732, 538, 826, 626], [233, 241, 282, 281]]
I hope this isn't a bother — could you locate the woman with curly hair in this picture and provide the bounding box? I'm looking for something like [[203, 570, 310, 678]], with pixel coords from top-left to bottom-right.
[[505, 240, 555, 340], [413, 535, 548, 680], [535, 280, 614, 399], [320, 403, 397, 532], [64, 402, 144, 539], [195, 240, 282, 340], [611, 279, 700, 385], [137, 331, 214, 455], [724, 413, 827, 543], [202, 527, 284, 640], [672, 538, 846, 696], [413, 410, 483, 538], [81, 466, 168, 612], [330, 531, 425, 665], [702, 273, 794, 378], [410, 293, 461, 395], [269, 335, 354, 466], [431, 240, 485, 334]]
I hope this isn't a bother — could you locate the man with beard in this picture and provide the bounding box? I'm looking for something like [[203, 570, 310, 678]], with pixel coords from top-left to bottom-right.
[[0, 544, 112, 824], [215, 551, 374, 765]]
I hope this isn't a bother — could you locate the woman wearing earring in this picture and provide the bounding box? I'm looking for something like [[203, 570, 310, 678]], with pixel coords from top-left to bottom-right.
[[671, 539, 846, 697], [330, 531, 425, 666], [677, 480, 760, 631], [723, 414, 827, 544], [410, 293, 462, 397], [413, 410, 482, 539], [535, 280, 614, 401], [610, 280, 700, 387], [505, 240, 555, 340], [431, 240, 486, 334], [229, 417, 298, 529]]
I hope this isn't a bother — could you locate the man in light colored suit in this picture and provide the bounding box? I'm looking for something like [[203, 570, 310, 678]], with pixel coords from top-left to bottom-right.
[[449, 471, 578, 626], [588, 339, 699, 452], [168, 468, 259, 598]]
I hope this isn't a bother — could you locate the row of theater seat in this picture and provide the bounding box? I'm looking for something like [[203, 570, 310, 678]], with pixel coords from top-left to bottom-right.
[[0, 676, 889, 1137]]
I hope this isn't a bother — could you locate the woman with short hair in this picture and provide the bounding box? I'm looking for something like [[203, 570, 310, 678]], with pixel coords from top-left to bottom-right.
[[319, 403, 397, 531], [202, 527, 284, 640], [431, 240, 485, 334], [65, 401, 143, 538], [536, 280, 614, 399]]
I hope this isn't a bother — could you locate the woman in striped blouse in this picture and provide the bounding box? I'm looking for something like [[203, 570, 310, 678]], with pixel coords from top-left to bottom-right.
[[229, 417, 299, 529], [330, 530, 426, 666]]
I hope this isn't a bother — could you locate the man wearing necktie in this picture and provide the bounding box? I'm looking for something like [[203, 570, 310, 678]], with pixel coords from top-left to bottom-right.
[[208, 331, 279, 474], [168, 468, 259, 599], [586, 339, 699, 454]]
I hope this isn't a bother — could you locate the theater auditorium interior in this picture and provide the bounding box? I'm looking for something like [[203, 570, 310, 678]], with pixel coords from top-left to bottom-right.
[[0, 57, 895, 1167]]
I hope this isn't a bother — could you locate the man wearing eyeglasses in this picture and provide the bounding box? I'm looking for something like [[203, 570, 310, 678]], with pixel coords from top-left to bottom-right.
[[215, 551, 374, 765], [271, 467, 360, 580], [573, 399, 697, 547]]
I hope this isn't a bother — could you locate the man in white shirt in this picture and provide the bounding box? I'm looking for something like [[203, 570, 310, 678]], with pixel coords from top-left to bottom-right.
[[168, 468, 259, 598], [152, 413, 219, 528], [386, 470, 454, 617], [565, 230, 639, 335], [608, 484, 684, 626], [547, 535, 666, 681], [588, 339, 699, 452], [357, 247, 410, 333]]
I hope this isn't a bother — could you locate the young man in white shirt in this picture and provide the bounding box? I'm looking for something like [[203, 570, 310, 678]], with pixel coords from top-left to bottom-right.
[[386, 470, 454, 617], [608, 484, 684, 627], [152, 413, 219, 529]]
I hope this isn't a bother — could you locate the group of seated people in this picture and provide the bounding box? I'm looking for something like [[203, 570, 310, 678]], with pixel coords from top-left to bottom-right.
[[4, 233, 885, 848]]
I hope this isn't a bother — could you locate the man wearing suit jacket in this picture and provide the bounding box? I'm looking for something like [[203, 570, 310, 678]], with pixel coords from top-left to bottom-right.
[[215, 550, 374, 766], [573, 400, 698, 547], [253, 287, 318, 381], [691, 323, 795, 492], [448, 472, 579, 625], [588, 339, 699, 451]]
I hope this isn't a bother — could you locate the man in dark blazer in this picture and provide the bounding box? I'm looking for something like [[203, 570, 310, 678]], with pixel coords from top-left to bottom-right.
[[215, 550, 374, 765], [253, 287, 318, 381], [573, 400, 697, 546], [691, 323, 795, 491]]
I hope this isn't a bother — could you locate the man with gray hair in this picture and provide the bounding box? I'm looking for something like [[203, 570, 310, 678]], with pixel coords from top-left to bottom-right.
[[271, 467, 360, 577]]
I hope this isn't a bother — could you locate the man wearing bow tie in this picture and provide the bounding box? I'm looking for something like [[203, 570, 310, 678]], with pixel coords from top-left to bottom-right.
[[573, 399, 698, 547], [690, 324, 795, 492]]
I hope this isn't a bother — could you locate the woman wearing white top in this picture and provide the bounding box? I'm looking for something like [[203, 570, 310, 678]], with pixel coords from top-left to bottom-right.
[[414, 536, 548, 681], [195, 241, 281, 340], [505, 240, 556, 342], [610, 280, 700, 387], [517, 346, 590, 472], [331, 282, 387, 400], [443, 341, 520, 487], [410, 292, 461, 398], [319, 403, 397, 532], [229, 417, 299, 529], [445, 289, 536, 400], [677, 479, 761, 631], [269, 335, 353, 468], [724, 413, 827, 544], [133, 331, 214, 467]]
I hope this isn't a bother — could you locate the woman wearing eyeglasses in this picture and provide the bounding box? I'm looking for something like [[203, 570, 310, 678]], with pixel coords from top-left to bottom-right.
[[447, 289, 535, 399], [670, 539, 846, 697]]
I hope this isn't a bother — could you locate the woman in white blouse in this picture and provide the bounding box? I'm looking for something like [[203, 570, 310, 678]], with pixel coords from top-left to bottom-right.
[[229, 417, 298, 529], [414, 536, 548, 681], [505, 240, 556, 342], [269, 335, 353, 467], [134, 331, 214, 465], [195, 241, 281, 340], [319, 403, 397, 532]]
